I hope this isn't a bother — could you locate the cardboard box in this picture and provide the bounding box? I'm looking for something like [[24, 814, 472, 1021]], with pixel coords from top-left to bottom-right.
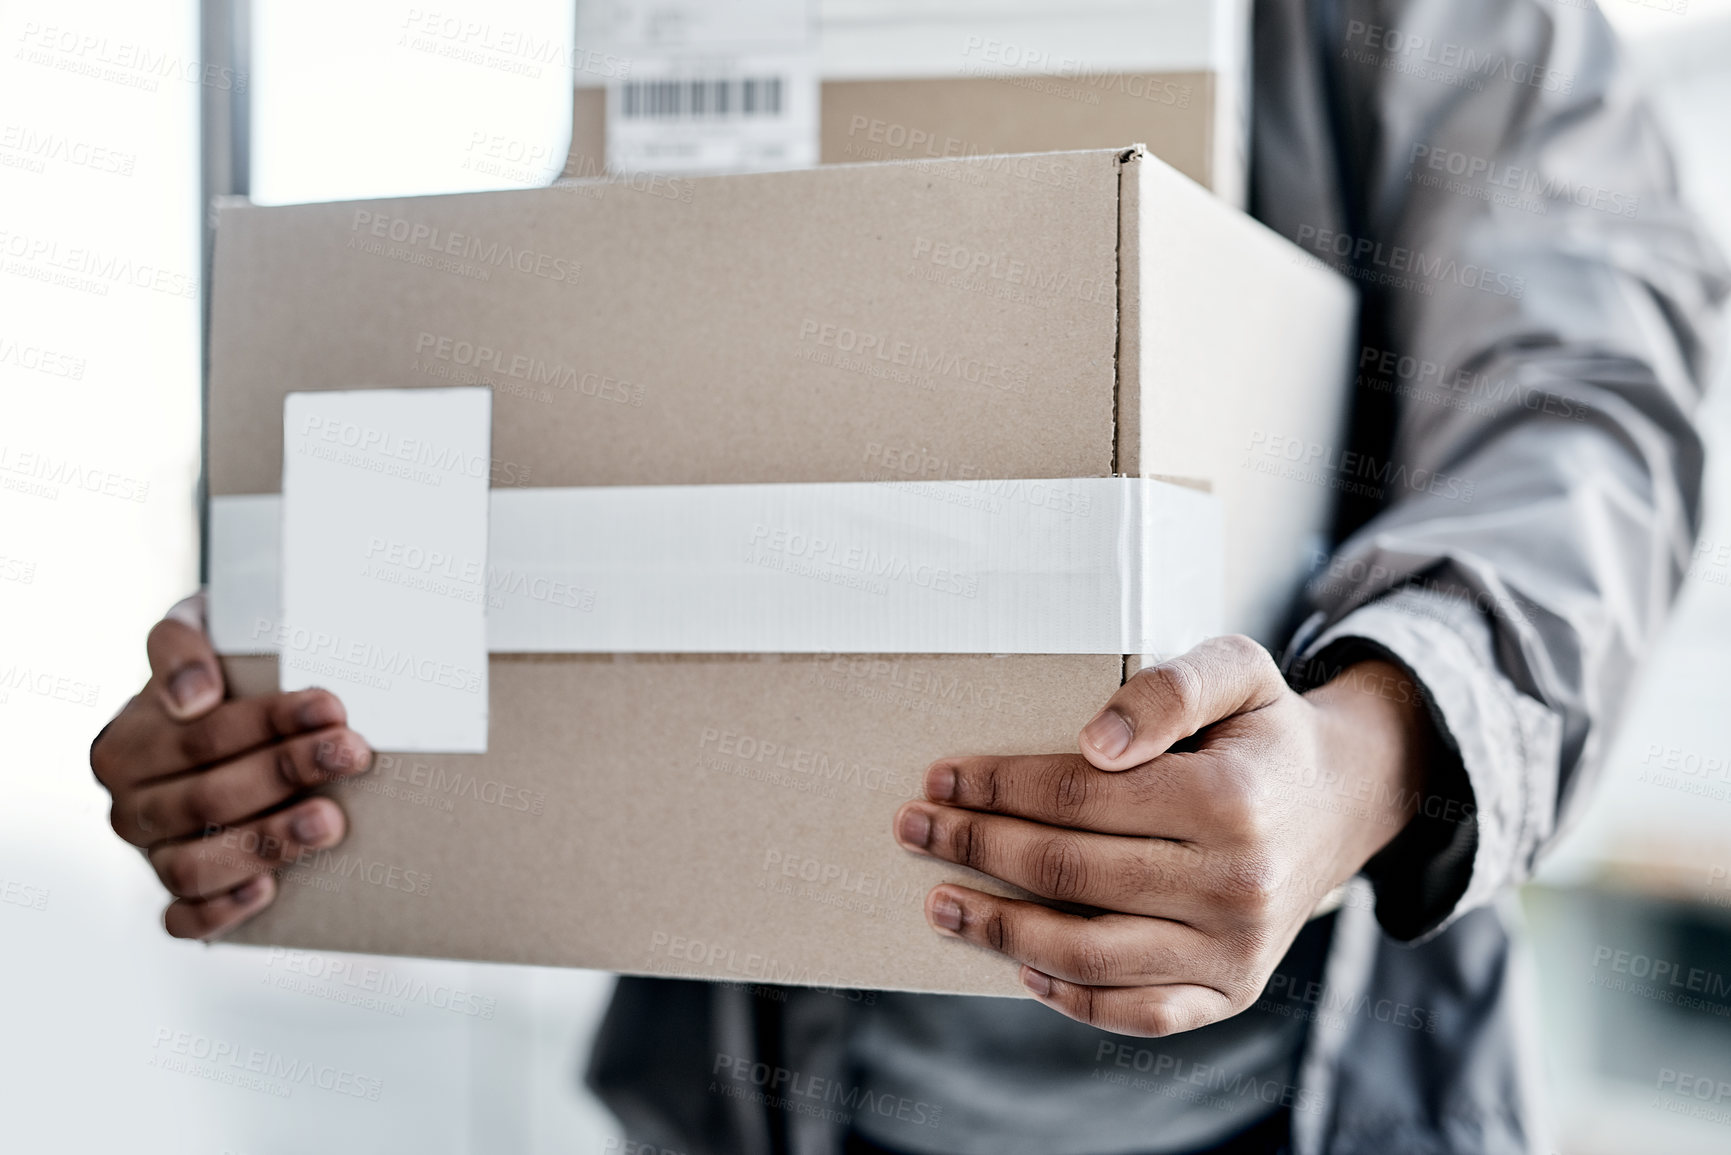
[[568, 0, 1251, 203], [208, 146, 1353, 996]]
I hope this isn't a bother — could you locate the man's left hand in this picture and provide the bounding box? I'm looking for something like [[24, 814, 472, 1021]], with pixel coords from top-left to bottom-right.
[[893, 634, 1433, 1037]]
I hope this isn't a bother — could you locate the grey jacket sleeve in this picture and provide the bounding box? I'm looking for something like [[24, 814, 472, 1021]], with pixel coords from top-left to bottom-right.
[[1275, 0, 1728, 939]]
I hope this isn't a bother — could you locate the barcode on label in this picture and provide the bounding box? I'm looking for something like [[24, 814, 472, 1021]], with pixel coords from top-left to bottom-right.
[[619, 76, 785, 120]]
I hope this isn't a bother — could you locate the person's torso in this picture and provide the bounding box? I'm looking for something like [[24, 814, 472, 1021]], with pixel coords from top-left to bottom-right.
[[838, 914, 1332, 1155]]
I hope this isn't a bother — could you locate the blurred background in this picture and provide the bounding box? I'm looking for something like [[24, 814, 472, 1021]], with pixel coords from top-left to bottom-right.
[[1, 2, 1727, 1152]]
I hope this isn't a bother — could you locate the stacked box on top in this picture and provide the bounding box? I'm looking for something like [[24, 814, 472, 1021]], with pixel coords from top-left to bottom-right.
[[568, 0, 1252, 204]]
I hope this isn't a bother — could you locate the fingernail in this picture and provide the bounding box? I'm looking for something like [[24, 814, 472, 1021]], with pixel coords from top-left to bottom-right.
[[929, 893, 962, 933], [1022, 968, 1053, 997], [315, 734, 370, 776], [926, 763, 957, 803], [167, 665, 218, 713], [291, 805, 331, 846], [296, 693, 343, 730], [896, 806, 932, 851], [233, 875, 270, 904], [1082, 709, 1132, 760]]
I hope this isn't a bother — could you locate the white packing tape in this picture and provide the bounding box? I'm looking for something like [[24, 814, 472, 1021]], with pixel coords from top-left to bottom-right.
[[209, 478, 1221, 657]]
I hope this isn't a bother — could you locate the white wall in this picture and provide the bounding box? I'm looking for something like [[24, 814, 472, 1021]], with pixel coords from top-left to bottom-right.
[[0, 3, 625, 1152]]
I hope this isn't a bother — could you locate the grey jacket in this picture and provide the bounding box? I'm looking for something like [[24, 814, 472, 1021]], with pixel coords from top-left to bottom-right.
[[589, 1, 1729, 1152]]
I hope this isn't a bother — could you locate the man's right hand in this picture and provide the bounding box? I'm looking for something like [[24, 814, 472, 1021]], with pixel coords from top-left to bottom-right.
[[89, 596, 374, 939]]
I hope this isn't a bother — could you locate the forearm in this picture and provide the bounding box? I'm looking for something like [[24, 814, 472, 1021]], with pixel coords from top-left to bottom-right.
[[1303, 659, 1430, 871], [1278, 0, 1726, 938]]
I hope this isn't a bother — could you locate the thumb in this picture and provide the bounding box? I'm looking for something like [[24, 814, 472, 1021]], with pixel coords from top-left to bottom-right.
[[1078, 635, 1287, 771], [146, 592, 225, 721]]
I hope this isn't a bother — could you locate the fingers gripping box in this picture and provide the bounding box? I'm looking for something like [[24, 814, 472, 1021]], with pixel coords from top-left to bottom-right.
[[206, 146, 1354, 996]]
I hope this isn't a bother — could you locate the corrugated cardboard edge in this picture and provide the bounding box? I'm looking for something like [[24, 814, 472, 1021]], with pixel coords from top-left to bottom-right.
[[1111, 145, 1214, 677], [1114, 146, 1143, 488], [1115, 145, 1143, 683], [1132, 156, 1358, 644]]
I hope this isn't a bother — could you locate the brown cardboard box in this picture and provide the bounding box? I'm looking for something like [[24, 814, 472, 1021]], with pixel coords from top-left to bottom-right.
[[568, 0, 1250, 202], [208, 146, 1353, 996], [571, 71, 1238, 200]]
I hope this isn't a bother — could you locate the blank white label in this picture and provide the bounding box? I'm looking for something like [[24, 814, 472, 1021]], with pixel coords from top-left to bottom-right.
[[278, 388, 491, 752]]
